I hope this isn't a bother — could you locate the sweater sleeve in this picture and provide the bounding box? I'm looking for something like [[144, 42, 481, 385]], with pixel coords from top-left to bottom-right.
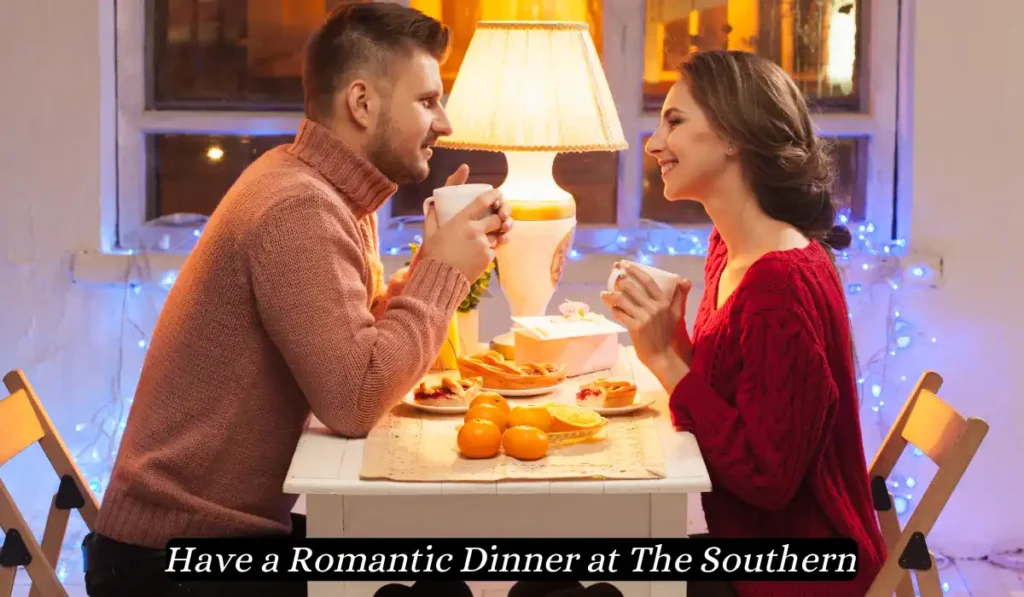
[[248, 193, 469, 438], [670, 297, 839, 511]]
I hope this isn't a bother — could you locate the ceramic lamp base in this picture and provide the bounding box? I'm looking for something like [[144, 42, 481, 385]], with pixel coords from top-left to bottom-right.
[[495, 216, 576, 317], [487, 151, 578, 353]]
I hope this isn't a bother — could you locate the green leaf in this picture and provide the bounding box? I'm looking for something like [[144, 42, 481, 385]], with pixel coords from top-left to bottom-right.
[[458, 260, 494, 312], [399, 242, 494, 312]]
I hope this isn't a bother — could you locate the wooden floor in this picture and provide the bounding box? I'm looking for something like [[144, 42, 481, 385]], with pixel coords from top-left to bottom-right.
[[11, 558, 1024, 597]]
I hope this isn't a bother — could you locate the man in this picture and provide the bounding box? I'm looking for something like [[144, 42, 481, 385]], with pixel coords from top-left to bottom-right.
[[82, 4, 510, 596]]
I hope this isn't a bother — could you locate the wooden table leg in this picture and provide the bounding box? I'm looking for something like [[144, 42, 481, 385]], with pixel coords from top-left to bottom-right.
[[306, 493, 351, 597], [649, 493, 689, 597], [302, 491, 699, 597]]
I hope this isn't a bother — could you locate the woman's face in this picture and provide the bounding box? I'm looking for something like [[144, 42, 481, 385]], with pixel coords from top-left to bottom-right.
[[645, 81, 735, 201]]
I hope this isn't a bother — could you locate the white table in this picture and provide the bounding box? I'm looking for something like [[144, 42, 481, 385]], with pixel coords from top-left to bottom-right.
[[284, 348, 711, 597]]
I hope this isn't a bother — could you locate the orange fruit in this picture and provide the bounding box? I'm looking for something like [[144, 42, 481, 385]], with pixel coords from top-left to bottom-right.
[[546, 404, 604, 433], [465, 403, 509, 431], [508, 405, 554, 433], [457, 418, 502, 459], [470, 392, 510, 417], [502, 426, 550, 461]]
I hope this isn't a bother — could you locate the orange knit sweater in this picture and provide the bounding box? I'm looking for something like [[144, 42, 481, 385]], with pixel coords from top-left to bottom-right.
[[94, 119, 469, 548]]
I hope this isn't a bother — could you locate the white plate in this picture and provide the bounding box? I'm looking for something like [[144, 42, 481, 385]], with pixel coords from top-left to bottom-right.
[[400, 395, 469, 414], [581, 394, 656, 416], [482, 385, 560, 397]]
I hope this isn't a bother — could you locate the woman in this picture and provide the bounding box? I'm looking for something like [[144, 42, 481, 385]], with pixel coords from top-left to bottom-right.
[[601, 50, 888, 597]]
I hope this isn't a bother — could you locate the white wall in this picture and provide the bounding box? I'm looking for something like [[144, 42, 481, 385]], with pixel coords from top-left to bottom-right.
[[0, 0, 125, 583], [1, 0, 1022, 587], [898, 0, 1024, 557]]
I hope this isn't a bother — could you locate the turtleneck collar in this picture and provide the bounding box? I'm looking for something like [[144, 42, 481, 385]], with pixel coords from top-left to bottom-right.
[[287, 118, 398, 219]]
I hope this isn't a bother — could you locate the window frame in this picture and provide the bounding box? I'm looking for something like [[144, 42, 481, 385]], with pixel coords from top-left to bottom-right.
[[607, 0, 901, 236], [114, 0, 904, 251]]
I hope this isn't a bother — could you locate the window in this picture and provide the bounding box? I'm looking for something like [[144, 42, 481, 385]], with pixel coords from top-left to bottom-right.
[[623, 0, 898, 230], [388, 148, 619, 224], [150, 0, 369, 111], [641, 0, 862, 113], [639, 135, 869, 224], [146, 133, 294, 219], [115, 0, 900, 249]]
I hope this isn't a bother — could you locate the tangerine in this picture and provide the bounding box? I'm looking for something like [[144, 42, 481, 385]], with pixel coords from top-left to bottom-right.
[[457, 418, 502, 459], [465, 403, 509, 431], [470, 392, 510, 417], [508, 405, 554, 433], [547, 404, 604, 432], [502, 426, 550, 461]]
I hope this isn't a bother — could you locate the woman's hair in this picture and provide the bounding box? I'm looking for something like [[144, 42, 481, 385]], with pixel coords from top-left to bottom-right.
[[679, 51, 862, 397], [676, 50, 852, 254]]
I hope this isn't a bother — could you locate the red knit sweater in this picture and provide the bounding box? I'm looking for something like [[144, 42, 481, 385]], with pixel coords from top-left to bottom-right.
[[671, 229, 888, 596]]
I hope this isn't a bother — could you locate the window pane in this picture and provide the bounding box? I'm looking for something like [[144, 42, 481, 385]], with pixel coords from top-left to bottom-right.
[[390, 149, 618, 224], [411, 0, 603, 94], [151, 0, 602, 109], [151, 0, 368, 110], [147, 133, 293, 218], [639, 135, 867, 224], [642, 0, 861, 113], [147, 134, 619, 225]]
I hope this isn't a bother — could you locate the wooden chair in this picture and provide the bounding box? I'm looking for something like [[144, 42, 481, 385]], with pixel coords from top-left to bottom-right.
[[866, 371, 989, 597], [0, 370, 100, 597]]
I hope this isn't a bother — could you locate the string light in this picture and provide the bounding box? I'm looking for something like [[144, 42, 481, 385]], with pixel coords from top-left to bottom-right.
[[30, 216, 207, 584], [37, 208, 998, 587]]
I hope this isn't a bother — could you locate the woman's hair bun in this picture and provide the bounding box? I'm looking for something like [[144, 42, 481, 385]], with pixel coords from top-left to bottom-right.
[[823, 224, 852, 251]]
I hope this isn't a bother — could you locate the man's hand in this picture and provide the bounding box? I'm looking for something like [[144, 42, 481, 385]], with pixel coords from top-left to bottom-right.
[[419, 190, 509, 281], [426, 163, 513, 250], [445, 163, 470, 187]]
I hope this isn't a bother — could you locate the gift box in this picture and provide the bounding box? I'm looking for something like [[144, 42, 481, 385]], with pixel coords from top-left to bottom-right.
[[511, 302, 626, 377]]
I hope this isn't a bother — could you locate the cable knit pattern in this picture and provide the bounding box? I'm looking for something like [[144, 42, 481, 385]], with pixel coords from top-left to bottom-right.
[[94, 119, 469, 548], [671, 229, 888, 596]]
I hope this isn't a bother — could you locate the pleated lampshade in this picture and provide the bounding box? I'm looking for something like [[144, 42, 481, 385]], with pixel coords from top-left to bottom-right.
[[436, 21, 628, 153]]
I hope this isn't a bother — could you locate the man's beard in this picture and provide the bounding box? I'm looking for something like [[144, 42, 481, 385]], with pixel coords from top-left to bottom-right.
[[367, 117, 430, 185]]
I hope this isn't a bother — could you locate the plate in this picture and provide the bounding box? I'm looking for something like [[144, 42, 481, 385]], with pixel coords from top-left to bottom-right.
[[481, 385, 561, 397], [400, 395, 469, 414], [581, 394, 656, 416]]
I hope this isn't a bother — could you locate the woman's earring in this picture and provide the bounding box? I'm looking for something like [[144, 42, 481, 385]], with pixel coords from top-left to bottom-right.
[[726, 145, 736, 156]]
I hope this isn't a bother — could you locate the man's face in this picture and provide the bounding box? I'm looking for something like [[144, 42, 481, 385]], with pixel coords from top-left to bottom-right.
[[367, 50, 452, 185]]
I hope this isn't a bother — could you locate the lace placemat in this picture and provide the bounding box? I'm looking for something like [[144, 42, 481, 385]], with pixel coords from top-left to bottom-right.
[[359, 352, 666, 482]]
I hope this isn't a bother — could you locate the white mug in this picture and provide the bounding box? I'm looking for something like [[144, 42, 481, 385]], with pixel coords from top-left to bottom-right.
[[422, 183, 493, 224], [608, 261, 682, 297]]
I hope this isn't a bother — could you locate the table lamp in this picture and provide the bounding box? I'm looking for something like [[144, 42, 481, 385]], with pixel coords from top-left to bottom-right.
[[436, 21, 627, 351]]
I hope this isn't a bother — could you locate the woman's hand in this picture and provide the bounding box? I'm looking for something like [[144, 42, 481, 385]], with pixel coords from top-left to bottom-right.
[[600, 263, 692, 374]]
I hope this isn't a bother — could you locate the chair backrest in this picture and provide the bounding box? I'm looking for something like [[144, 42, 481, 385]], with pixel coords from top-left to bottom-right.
[[0, 370, 101, 597], [0, 390, 44, 467], [866, 371, 989, 597]]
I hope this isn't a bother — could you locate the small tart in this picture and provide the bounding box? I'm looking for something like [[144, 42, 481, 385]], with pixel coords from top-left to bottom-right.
[[575, 379, 637, 409], [413, 376, 483, 406]]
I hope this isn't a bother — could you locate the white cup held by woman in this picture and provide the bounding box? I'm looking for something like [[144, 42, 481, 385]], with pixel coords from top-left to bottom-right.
[[608, 261, 681, 297]]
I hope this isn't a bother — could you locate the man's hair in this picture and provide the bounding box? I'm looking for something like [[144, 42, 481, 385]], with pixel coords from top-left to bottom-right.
[[302, 3, 451, 121]]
